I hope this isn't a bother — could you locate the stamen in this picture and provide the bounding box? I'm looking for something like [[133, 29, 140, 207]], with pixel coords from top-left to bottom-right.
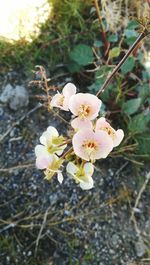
[[78, 104, 91, 118]]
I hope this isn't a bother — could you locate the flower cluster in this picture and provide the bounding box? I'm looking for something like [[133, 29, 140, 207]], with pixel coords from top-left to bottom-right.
[[35, 83, 124, 190]]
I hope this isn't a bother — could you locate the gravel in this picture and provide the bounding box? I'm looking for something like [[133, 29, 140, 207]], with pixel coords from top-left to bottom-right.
[[0, 74, 150, 265]]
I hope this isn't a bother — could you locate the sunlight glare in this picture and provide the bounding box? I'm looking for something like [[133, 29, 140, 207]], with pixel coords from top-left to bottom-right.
[[0, 0, 52, 42]]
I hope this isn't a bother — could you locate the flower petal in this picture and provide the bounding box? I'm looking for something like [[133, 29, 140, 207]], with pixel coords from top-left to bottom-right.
[[50, 93, 63, 108], [69, 93, 102, 119], [36, 155, 53, 169], [83, 163, 94, 177], [47, 126, 59, 138], [57, 172, 64, 184], [79, 177, 94, 190], [66, 162, 78, 176], [114, 129, 124, 147], [63, 83, 77, 97], [71, 117, 93, 130], [96, 118, 124, 147], [72, 129, 113, 161], [35, 144, 49, 157]]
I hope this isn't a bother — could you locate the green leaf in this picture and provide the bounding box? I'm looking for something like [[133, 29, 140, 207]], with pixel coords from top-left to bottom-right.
[[124, 28, 139, 45], [124, 29, 138, 38], [128, 112, 150, 133], [127, 20, 139, 30], [109, 47, 120, 59], [138, 84, 150, 103], [88, 66, 115, 101], [121, 57, 135, 74], [108, 34, 118, 42], [69, 44, 94, 66], [94, 40, 103, 47], [142, 70, 150, 81], [136, 134, 150, 157], [122, 98, 141, 115], [67, 61, 81, 73]]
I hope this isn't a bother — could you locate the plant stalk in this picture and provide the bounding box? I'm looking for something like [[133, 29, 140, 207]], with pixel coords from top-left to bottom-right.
[[94, 0, 109, 53], [96, 29, 149, 97]]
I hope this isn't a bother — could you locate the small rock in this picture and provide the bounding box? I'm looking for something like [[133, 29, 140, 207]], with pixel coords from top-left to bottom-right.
[[0, 83, 29, 110], [0, 107, 4, 116], [0, 84, 14, 103], [135, 239, 147, 257]]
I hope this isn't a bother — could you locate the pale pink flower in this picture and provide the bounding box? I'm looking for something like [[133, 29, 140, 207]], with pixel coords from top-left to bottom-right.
[[66, 162, 94, 190], [36, 154, 53, 170], [72, 129, 113, 161], [95, 117, 124, 147], [35, 126, 67, 158], [71, 117, 93, 131], [36, 154, 64, 184], [50, 83, 76, 111], [69, 93, 102, 130]]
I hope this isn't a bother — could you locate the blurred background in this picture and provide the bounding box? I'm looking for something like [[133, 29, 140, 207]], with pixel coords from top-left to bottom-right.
[[0, 1, 150, 264]]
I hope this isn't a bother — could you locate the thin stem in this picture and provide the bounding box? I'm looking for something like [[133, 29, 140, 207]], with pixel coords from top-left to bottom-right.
[[96, 30, 148, 97], [61, 147, 73, 159], [94, 0, 109, 53]]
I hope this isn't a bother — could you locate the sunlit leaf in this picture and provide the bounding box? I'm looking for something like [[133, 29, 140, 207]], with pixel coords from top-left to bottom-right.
[[109, 47, 120, 59]]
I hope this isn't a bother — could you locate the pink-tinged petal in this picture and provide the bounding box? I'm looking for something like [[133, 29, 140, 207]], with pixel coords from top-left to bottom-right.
[[50, 93, 63, 107], [113, 129, 124, 147], [35, 144, 49, 157], [80, 177, 94, 190], [96, 118, 124, 147], [71, 117, 93, 130], [72, 130, 92, 161], [95, 117, 109, 131], [36, 155, 53, 169], [92, 131, 113, 160], [57, 172, 63, 184], [72, 129, 113, 161], [63, 83, 76, 97], [69, 93, 102, 119], [63, 83, 76, 111]]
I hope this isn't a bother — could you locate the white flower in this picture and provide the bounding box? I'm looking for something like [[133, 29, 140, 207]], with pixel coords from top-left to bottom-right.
[[66, 162, 94, 190], [95, 117, 124, 147], [35, 126, 67, 158], [50, 83, 76, 111]]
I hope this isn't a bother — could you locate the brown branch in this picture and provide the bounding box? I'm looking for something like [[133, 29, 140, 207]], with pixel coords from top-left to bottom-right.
[[94, 0, 110, 54], [96, 29, 149, 97]]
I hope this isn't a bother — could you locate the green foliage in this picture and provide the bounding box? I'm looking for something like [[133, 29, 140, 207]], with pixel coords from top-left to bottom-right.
[[137, 83, 150, 103], [122, 98, 141, 115], [109, 47, 120, 59], [69, 44, 94, 66], [108, 34, 118, 43], [128, 112, 150, 133], [136, 135, 150, 157], [121, 57, 135, 74]]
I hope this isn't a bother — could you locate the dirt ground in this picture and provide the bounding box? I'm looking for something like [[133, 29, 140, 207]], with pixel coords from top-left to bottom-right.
[[0, 72, 150, 265]]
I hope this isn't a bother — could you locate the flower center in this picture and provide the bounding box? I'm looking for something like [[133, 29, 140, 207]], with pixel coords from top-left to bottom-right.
[[82, 139, 98, 158], [103, 126, 115, 139], [78, 104, 91, 119]]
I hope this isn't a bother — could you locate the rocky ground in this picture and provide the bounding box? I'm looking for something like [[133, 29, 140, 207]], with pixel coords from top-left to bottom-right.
[[0, 72, 150, 265]]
